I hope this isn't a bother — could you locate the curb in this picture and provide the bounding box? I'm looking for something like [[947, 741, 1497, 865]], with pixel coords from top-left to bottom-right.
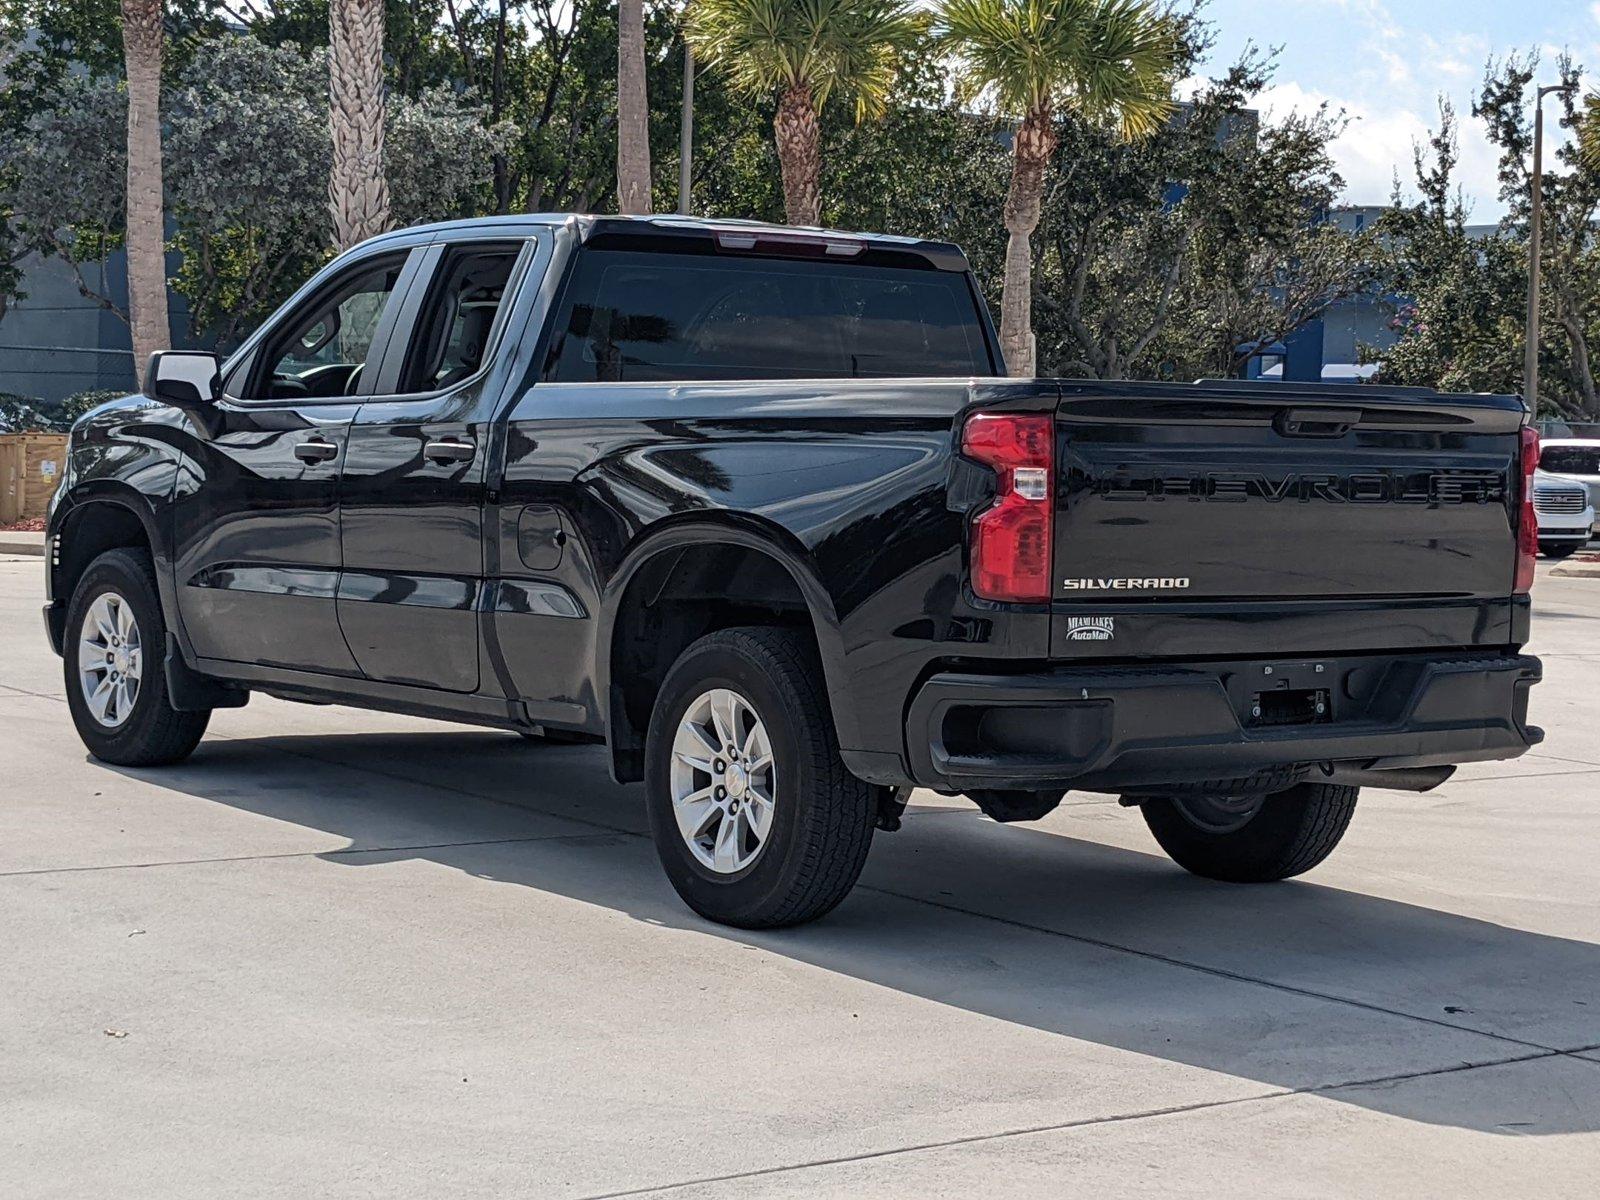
[[1551, 560, 1600, 579], [0, 537, 45, 557]]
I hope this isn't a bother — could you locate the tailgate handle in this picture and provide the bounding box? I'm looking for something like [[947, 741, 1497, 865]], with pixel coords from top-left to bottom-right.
[[1275, 408, 1355, 438]]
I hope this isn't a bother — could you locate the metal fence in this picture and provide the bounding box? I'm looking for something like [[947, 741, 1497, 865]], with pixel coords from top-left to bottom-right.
[[1536, 420, 1600, 440]]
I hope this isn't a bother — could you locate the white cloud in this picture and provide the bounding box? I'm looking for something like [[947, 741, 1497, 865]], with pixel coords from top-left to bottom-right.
[[1255, 80, 1507, 217]]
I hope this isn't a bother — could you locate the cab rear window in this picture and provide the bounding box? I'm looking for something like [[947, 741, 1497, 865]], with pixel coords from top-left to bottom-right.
[[543, 249, 992, 382]]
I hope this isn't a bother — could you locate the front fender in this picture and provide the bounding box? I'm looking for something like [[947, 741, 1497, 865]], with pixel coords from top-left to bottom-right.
[[45, 395, 186, 644]]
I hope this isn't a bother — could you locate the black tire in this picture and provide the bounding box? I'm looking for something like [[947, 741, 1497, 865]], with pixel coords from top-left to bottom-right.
[[63, 547, 210, 766], [644, 626, 875, 928], [1539, 542, 1580, 559], [1140, 781, 1357, 883]]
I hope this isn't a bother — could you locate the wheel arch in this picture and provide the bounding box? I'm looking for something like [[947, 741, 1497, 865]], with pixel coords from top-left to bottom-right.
[[46, 488, 169, 656], [598, 515, 858, 784]]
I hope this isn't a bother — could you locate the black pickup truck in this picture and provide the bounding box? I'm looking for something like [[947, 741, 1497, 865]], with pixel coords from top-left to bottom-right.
[[45, 214, 1543, 927]]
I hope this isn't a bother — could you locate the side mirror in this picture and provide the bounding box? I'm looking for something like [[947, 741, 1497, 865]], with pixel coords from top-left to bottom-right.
[[144, 350, 221, 408]]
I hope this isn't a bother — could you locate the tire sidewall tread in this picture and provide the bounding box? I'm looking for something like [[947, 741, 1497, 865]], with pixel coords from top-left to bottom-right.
[[63, 547, 209, 767], [644, 626, 875, 929], [1141, 782, 1358, 883]]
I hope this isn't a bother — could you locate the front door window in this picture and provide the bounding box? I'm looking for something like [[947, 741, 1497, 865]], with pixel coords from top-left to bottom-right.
[[245, 255, 408, 401]]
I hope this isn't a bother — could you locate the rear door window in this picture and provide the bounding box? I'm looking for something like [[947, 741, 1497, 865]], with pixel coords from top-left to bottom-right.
[[543, 250, 991, 382], [397, 243, 524, 394]]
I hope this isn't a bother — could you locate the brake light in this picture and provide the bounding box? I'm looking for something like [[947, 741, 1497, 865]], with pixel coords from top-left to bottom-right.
[[713, 229, 864, 258], [1515, 425, 1539, 593], [962, 413, 1054, 602]]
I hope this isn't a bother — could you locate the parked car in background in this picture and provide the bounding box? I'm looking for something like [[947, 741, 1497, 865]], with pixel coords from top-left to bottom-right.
[[1539, 439, 1600, 512], [1533, 470, 1595, 557]]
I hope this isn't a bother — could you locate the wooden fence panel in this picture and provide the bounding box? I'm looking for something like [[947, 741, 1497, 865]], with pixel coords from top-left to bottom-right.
[[0, 433, 69, 524]]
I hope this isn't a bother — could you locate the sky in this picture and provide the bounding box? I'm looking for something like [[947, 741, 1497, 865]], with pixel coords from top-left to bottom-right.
[[1192, 0, 1600, 220]]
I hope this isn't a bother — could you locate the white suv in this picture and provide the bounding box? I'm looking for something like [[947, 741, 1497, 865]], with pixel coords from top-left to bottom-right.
[[1539, 439, 1600, 507], [1534, 469, 1595, 558]]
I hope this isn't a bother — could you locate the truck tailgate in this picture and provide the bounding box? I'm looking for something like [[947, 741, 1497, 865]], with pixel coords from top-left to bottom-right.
[[1049, 382, 1528, 657]]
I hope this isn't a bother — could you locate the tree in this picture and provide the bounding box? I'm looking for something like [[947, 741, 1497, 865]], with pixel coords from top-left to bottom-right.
[[685, 0, 926, 227], [3, 31, 508, 351], [937, 0, 1177, 375], [1366, 103, 1528, 401], [120, 0, 170, 383], [1579, 90, 1600, 172], [1163, 102, 1375, 380], [1029, 32, 1249, 379], [617, 0, 651, 213], [328, 0, 391, 250], [164, 35, 509, 347], [164, 35, 330, 346], [1, 75, 128, 319], [1474, 53, 1600, 418]]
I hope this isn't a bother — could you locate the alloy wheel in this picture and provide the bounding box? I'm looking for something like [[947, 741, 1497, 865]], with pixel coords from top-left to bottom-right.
[[78, 591, 142, 728], [669, 687, 777, 874]]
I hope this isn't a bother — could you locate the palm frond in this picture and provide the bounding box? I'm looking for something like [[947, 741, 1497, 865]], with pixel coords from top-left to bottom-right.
[[684, 0, 927, 119], [935, 0, 1177, 136], [1580, 92, 1600, 174]]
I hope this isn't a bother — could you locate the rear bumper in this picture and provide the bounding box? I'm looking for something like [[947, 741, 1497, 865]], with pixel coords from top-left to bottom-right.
[[906, 651, 1542, 793]]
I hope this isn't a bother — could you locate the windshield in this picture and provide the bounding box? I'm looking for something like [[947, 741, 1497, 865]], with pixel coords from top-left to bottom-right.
[[1540, 445, 1600, 475]]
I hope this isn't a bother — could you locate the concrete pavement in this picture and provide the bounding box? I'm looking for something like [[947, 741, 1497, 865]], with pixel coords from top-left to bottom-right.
[[3, 553, 1598, 1197], [0, 530, 44, 556]]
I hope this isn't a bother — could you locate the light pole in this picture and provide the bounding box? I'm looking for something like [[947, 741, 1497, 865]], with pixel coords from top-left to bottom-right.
[[1526, 82, 1575, 408], [678, 46, 695, 215]]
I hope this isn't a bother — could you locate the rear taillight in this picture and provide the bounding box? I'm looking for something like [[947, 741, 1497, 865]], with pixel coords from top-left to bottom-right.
[[1515, 424, 1539, 593], [962, 412, 1054, 602]]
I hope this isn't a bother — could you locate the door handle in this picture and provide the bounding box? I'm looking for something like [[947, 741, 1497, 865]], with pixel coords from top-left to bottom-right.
[[294, 437, 339, 464], [424, 438, 476, 465]]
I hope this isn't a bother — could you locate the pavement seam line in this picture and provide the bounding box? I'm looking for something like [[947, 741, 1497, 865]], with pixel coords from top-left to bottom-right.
[[572, 1046, 1574, 1200], [0, 832, 616, 879]]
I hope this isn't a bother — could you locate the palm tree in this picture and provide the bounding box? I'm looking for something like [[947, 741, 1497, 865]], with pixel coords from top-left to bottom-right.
[[1579, 92, 1600, 173], [120, 0, 170, 384], [685, 0, 926, 227], [329, 0, 392, 251], [617, 0, 653, 214], [938, 0, 1176, 375]]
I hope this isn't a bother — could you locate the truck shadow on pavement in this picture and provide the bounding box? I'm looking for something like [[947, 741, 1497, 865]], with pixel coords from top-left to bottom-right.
[[103, 726, 1600, 1137]]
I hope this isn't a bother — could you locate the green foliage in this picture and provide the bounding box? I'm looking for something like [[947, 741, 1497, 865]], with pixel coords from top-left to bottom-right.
[[1374, 55, 1600, 418], [0, 0, 1580, 399], [935, 0, 1177, 136], [685, 0, 927, 119], [0, 73, 128, 316], [165, 35, 330, 344], [1008, 39, 1373, 379], [1, 29, 511, 349], [0, 388, 115, 431], [165, 35, 510, 345], [823, 59, 1010, 256], [387, 86, 517, 227], [1582, 91, 1600, 173], [59, 388, 125, 421], [1366, 104, 1527, 400]]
